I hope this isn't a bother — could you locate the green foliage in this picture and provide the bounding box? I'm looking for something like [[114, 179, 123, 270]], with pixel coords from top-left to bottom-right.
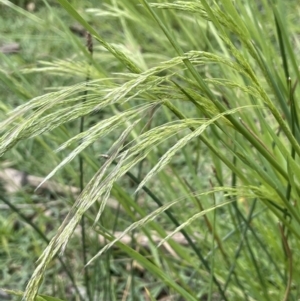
[[1, 0, 300, 300], [2, 289, 66, 301]]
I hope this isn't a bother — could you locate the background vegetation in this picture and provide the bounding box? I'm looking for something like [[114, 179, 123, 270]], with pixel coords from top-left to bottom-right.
[[1, 0, 300, 300]]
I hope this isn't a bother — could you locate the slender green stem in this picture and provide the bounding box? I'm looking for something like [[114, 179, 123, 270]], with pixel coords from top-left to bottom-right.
[[123, 170, 228, 301], [223, 199, 257, 292], [279, 224, 293, 301], [79, 32, 93, 301], [208, 183, 216, 301]]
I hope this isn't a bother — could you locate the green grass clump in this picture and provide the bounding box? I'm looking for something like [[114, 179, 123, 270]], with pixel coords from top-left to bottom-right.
[[1, 0, 300, 300]]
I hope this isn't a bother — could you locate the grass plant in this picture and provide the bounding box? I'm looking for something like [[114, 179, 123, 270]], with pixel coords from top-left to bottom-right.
[[1, 0, 300, 300]]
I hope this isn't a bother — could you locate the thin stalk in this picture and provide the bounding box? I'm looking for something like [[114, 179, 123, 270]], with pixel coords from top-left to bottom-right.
[[79, 32, 93, 301], [130, 161, 144, 301], [214, 169, 284, 282], [286, 78, 298, 202], [223, 199, 257, 293], [274, 12, 289, 81], [279, 224, 293, 301], [123, 170, 228, 301], [184, 179, 230, 265], [243, 222, 271, 301], [208, 181, 216, 301], [179, 170, 247, 298], [283, 77, 296, 293], [214, 140, 271, 296], [221, 138, 250, 300], [105, 251, 112, 301], [131, 108, 155, 301], [272, 3, 300, 116], [230, 136, 244, 232]]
